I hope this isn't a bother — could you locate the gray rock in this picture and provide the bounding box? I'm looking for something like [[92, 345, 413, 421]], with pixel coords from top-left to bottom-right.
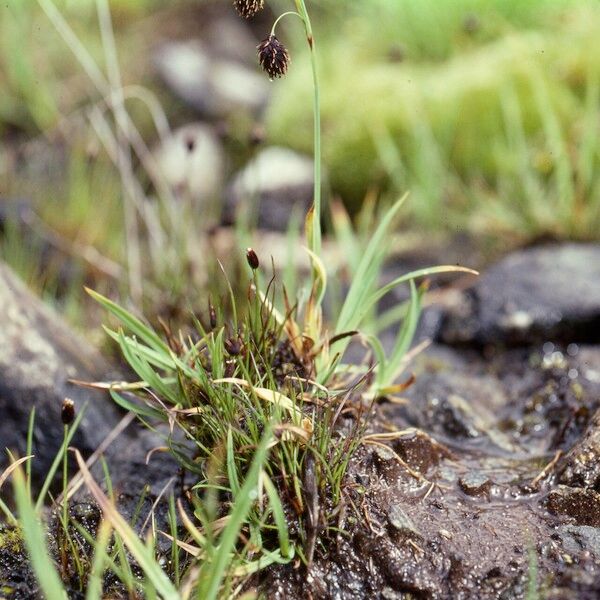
[[387, 504, 421, 540], [153, 122, 224, 206], [439, 244, 600, 346], [153, 39, 269, 117], [459, 472, 492, 497], [224, 146, 316, 230], [399, 369, 517, 452], [557, 525, 600, 560], [0, 262, 176, 497], [0, 198, 31, 234]]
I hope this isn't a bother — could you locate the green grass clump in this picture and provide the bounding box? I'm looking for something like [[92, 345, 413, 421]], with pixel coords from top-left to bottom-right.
[[0, 1, 479, 596], [85, 195, 474, 590]]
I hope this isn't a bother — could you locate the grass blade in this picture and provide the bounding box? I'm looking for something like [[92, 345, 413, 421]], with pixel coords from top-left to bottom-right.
[[262, 471, 292, 559], [197, 428, 274, 600], [73, 449, 180, 600], [35, 404, 87, 512], [0, 455, 34, 492], [87, 288, 170, 354], [12, 464, 67, 599], [336, 193, 408, 333], [85, 520, 113, 600], [226, 428, 241, 498]]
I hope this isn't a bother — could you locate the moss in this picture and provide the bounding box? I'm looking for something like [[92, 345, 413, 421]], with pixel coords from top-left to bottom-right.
[[0, 526, 23, 556], [0, 523, 38, 599]]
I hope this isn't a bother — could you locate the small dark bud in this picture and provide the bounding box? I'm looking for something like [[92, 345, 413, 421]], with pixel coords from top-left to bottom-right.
[[257, 35, 290, 79], [224, 337, 242, 356], [208, 299, 217, 330], [61, 398, 75, 425], [185, 135, 195, 153], [233, 0, 264, 19], [246, 247, 260, 270]]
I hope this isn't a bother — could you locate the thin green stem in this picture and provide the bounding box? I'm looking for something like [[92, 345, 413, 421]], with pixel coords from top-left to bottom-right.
[[26, 407, 35, 498], [270, 11, 302, 36], [294, 0, 322, 257]]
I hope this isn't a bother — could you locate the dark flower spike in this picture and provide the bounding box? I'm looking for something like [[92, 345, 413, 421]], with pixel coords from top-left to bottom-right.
[[257, 35, 290, 79], [246, 247, 260, 270], [61, 398, 75, 425], [208, 298, 217, 330], [233, 0, 264, 19]]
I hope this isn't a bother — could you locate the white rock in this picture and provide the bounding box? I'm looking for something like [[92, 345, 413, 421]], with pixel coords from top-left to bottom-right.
[[225, 147, 316, 231], [154, 122, 224, 203], [230, 146, 314, 198], [153, 40, 269, 116]]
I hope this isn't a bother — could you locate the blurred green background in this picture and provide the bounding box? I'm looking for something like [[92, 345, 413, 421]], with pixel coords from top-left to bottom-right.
[[1, 0, 599, 326]]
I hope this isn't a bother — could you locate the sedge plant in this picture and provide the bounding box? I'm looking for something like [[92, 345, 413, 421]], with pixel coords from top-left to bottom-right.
[[83, 0, 475, 591], [3, 1, 478, 597]]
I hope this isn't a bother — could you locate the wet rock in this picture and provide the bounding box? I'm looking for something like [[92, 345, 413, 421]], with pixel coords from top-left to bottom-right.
[[0, 262, 176, 497], [559, 409, 600, 491], [398, 370, 516, 452], [153, 38, 269, 117], [556, 525, 600, 561], [393, 428, 450, 474], [224, 146, 315, 231], [68, 502, 102, 534], [372, 444, 404, 482], [459, 472, 492, 498], [439, 244, 600, 346], [380, 587, 404, 600], [387, 504, 421, 541], [546, 486, 600, 526], [356, 533, 448, 596], [153, 123, 224, 206], [579, 347, 600, 386]]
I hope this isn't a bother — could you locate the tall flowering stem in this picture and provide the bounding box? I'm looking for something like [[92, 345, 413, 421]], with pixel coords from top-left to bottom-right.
[[293, 0, 322, 258]]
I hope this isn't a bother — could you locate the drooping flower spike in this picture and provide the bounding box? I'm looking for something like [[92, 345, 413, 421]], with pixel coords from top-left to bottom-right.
[[257, 35, 290, 79], [233, 0, 264, 19]]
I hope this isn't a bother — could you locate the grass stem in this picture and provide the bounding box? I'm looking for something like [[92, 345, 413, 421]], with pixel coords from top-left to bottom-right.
[[294, 0, 322, 257]]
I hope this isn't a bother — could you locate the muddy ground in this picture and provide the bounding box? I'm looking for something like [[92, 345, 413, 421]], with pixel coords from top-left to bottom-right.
[[264, 244, 600, 599], [2, 243, 600, 599], [264, 344, 600, 599]]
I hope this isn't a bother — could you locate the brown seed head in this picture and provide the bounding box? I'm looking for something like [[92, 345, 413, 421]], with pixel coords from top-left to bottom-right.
[[61, 398, 75, 425], [257, 35, 290, 79], [246, 247, 260, 270], [233, 0, 264, 19]]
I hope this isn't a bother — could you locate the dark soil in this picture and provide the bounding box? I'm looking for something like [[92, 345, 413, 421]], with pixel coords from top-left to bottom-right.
[[3, 244, 600, 599], [264, 344, 600, 599]]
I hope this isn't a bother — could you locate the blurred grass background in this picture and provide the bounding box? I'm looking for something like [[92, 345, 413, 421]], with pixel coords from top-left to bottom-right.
[[270, 0, 600, 240], [1, 0, 599, 326]]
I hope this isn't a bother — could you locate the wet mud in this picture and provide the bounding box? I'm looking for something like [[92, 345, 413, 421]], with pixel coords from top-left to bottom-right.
[[267, 344, 600, 599]]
